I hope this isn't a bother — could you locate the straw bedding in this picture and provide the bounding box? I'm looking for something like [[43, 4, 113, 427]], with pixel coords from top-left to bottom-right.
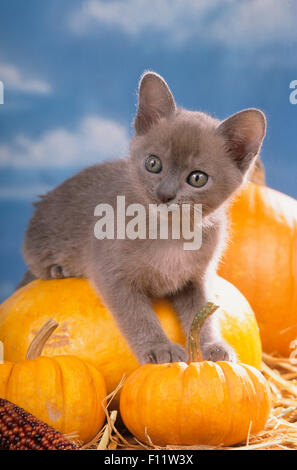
[[77, 353, 297, 450]]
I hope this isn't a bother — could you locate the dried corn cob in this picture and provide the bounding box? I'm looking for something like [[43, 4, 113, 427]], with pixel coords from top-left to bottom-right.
[[0, 398, 79, 450]]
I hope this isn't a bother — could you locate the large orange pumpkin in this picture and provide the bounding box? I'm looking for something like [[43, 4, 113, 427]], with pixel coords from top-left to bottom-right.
[[0, 276, 261, 399], [0, 320, 106, 443], [120, 303, 271, 446], [219, 183, 297, 356]]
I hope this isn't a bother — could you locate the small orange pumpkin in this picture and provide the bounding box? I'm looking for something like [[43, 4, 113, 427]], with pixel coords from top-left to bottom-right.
[[219, 183, 297, 356], [120, 304, 271, 447], [0, 319, 106, 444]]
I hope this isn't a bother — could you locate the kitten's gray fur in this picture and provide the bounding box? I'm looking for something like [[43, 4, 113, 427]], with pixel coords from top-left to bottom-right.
[[21, 72, 266, 364]]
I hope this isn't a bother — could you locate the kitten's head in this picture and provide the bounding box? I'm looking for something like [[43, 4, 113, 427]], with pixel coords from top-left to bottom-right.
[[130, 71, 266, 215]]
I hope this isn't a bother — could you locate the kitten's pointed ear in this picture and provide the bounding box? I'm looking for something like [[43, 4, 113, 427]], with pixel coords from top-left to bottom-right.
[[217, 109, 266, 173], [134, 72, 176, 135]]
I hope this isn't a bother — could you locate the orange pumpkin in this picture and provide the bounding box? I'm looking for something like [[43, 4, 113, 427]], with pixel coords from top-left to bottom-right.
[[0, 277, 262, 400], [120, 304, 271, 446], [0, 320, 106, 444], [219, 183, 297, 356]]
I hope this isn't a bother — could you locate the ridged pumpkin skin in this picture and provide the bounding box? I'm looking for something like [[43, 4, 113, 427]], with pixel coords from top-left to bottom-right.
[[0, 355, 106, 444], [219, 183, 297, 356], [0, 276, 261, 396], [120, 361, 271, 446]]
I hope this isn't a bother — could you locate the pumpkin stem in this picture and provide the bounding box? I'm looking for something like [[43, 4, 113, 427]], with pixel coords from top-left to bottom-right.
[[188, 302, 219, 362], [26, 319, 59, 360]]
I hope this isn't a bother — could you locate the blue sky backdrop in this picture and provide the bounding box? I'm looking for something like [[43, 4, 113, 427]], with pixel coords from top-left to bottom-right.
[[0, 0, 297, 301]]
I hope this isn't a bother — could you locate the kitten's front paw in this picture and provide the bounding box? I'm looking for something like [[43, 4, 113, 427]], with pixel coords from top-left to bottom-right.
[[202, 341, 237, 362], [140, 342, 187, 364]]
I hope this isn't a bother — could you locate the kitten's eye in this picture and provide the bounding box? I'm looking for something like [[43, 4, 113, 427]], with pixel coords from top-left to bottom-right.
[[145, 155, 162, 173], [187, 171, 208, 188]]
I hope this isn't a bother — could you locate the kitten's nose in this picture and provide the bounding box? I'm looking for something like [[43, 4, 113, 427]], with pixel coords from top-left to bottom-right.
[[157, 188, 176, 203]]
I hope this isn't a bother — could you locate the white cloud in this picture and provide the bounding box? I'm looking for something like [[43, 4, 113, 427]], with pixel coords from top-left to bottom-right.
[[69, 0, 297, 47], [0, 114, 130, 168], [69, 0, 220, 39], [0, 62, 51, 94], [211, 0, 297, 46]]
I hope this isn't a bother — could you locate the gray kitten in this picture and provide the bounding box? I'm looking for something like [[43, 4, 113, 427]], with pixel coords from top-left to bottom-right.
[[21, 72, 266, 364]]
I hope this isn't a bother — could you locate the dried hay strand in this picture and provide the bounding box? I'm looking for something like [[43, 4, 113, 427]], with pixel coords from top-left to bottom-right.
[[83, 353, 297, 451]]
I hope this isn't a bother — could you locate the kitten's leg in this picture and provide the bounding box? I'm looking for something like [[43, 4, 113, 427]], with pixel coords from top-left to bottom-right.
[[91, 275, 187, 364], [17, 264, 70, 290], [170, 282, 236, 362], [49, 264, 67, 279]]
